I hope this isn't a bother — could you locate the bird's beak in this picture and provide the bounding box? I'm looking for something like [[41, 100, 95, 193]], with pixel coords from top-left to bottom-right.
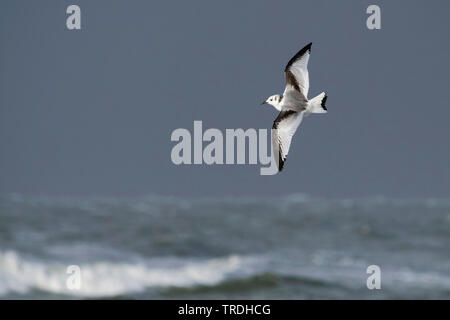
[[261, 101, 267, 105]]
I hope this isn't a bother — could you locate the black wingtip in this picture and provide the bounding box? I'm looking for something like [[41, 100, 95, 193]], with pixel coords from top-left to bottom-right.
[[284, 42, 313, 72], [305, 42, 313, 51], [279, 156, 285, 172], [321, 95, 328, 111]]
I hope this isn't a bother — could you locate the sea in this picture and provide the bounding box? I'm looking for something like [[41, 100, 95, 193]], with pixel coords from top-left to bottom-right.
[[0, 193, 449, 299]]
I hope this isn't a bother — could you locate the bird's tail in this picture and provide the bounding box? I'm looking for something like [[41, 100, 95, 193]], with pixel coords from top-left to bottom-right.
[[306, 92, 327, 114]]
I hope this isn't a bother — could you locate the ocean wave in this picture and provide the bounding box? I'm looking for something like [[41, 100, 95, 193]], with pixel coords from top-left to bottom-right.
[[2, 248, 450, 299], [2, 193, 450, 299], [0, 250, 246, 298]]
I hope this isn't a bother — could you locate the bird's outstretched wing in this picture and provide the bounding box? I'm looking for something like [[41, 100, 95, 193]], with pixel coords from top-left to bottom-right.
[[282, 42, 312, 106], [272, 110, 305, 171]]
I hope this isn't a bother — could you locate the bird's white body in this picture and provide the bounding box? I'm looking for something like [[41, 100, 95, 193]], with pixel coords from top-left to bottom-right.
[[265, 92, 327, 114], [262, 42, 327, 171]]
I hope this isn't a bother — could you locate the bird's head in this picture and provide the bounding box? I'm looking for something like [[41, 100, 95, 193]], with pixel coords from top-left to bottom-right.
[[261, 94, 282, 111]]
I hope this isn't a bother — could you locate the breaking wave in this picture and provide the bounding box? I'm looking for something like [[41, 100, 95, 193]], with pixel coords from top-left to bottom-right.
[[0, 250, 247, 298]]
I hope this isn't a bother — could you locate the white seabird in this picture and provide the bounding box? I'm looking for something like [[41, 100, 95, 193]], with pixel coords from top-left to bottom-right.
[[261, 42, 327, 171]]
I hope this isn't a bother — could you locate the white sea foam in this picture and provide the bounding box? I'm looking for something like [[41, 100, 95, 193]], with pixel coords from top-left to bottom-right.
[[0, 250, 245, 298]]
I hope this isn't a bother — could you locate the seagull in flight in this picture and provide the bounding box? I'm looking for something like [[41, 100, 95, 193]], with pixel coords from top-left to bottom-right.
[[261, 42, 327, 172]]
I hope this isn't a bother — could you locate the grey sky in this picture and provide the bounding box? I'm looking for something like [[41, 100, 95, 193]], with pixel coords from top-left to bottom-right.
[[0, 0, 449, 198]]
